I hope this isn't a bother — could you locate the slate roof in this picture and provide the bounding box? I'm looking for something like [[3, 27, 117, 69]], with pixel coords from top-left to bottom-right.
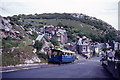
[[36, 34, 44, 41]]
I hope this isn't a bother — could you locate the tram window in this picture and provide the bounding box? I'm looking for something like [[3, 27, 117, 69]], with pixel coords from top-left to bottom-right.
[[59, 52, 62, 55], [62, 52, 64, 55], [65, 53, 67, 56], [70, 53, 71, 56], [53, 52, 57, 55], [67, 53, 69, 56], [68, 53, 70, 56]]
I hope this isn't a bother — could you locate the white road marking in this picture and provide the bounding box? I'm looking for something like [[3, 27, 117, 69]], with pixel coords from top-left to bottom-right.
[[1, 66, 41, 73], [77, 63, 85, 64]]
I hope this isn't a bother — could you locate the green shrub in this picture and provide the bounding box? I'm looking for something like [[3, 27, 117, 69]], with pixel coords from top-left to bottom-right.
[[19, 36, 23, 39], [33, 40, 44, 50], [93, 50, 96, 56], [36, 52, 48, 60], [31, 31, 38, 40], [115, 50, 120, 59], [2, 52, 20, 66], [102, 48, 108, 52], [45, 37, 50, 42], [74, 55, 78, 61], [2, 39, 19, 48], [50, 37, 59, 46]]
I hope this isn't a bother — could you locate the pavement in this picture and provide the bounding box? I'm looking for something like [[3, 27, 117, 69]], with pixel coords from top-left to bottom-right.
[[1, 54, 85, 73], [2, 56, 114, 78], [1, 63, 59, 73]]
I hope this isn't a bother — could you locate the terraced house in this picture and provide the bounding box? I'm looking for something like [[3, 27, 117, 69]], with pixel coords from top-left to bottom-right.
[[44, 25, 68, 44], [55, 27, 67, 44], [77, 36, 93, 58]]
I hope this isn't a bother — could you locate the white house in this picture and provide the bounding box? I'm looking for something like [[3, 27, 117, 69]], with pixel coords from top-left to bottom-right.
[[77, 36, 92, 58]]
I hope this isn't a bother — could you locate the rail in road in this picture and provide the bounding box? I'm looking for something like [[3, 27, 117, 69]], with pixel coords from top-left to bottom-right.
[[2, 56, 114, 78]]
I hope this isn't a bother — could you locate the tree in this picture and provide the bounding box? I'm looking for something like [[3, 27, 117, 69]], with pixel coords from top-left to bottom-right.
[[57, 22, 63, 26], [51, 38, 59, 46], [99, 35, 107, 43], [105, 31, 116, 41], [33, 40, 44, 50]]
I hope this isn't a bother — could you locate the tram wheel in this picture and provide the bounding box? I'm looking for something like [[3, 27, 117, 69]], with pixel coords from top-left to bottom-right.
[[59, 61, 62, 65]]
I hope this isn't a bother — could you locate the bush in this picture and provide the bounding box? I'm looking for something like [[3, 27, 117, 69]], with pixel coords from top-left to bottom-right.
[[19, 36, 23, 39], [105, 31, 116, 41], [50, 37, 59, 46], [115, 50, 120, 59], [33, 40, 44, 50], [93, 50, 96, 56], [2, 52, 20, 66], [36, 52, 48, 60], [2, 39, 19, 48], [30, 31, 38, 40], [102, 48, 108, 52], [45, 37, 50, 42], [74, 55, 78, 61]]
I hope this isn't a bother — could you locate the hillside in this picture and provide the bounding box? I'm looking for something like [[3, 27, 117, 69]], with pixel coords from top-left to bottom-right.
[[0, 16, 43, 66], [7, 13, 119, 43], [1, 13, 120, 66]]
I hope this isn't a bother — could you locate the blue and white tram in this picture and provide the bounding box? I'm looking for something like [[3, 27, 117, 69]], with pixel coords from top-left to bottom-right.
[[49, 49, 75, 64]]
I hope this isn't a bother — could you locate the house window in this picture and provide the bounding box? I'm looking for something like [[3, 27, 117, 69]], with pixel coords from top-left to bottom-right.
[[58, 38, 60, 41], [83, 47, 86, 51], [83, 47, 86, 50]]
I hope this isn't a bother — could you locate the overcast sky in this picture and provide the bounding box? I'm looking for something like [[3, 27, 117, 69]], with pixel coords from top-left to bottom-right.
[[0, 0, 119, 30]]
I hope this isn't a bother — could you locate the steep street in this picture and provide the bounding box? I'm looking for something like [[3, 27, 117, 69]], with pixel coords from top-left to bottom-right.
[[3, 56, 113, 78]]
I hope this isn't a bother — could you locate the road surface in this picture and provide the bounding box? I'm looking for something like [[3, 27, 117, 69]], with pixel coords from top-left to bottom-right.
[[2, 56, 113, 78]]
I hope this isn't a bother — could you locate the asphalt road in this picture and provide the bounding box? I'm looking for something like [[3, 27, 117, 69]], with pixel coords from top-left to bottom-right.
[[2, 56, 113, 78]]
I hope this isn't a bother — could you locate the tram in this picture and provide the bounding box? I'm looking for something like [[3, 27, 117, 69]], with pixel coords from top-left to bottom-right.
[[49, 49, 75, 64]]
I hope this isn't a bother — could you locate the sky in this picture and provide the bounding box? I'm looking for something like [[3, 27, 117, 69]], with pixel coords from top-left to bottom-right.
[[0, 0, 119, 30]]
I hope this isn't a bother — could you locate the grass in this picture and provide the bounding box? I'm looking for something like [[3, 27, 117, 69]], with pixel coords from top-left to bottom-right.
[[2, 38, 19, 48], [2, 36, 37, 66], [24, 19, 100, 36], [39, 58, 48, 63], [2, 36, 33, 49], [2, 46, 36, 66], [36, 52, 48, 61], [2, 52, 20, 66], [22, 18, 104, 42]]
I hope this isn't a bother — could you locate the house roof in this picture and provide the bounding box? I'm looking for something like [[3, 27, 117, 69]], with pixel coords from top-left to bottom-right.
[[36, 34, 44, 41], [77, 38, 82, 45], [57, 49, 75, 54], [77, 38, 90, 46], [56, 29, 66, 35]]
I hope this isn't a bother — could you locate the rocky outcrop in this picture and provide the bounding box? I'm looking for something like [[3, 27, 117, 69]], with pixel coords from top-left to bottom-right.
[[0, 16, 12, 31], [0, 16, 21, 38], [1, 15, 41, 66], [24, 56, 41, 64]]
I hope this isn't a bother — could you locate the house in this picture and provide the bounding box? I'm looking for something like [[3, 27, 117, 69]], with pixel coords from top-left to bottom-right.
[[64, 43, 74, 51], [44, 25, 55, 40], [55, 27, 67, 44], [77, 36, 92, 58], [109, 40, 119, 50], [44, 25, 55, 35], [92, 42, 101, 54], [9, 30, 16, 38], [105, 43, 110, 49], [118, 43, 120, 50], [4, 28, 10, 36], [15, 31, 20, 36], [44, 25, 68, 44]]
